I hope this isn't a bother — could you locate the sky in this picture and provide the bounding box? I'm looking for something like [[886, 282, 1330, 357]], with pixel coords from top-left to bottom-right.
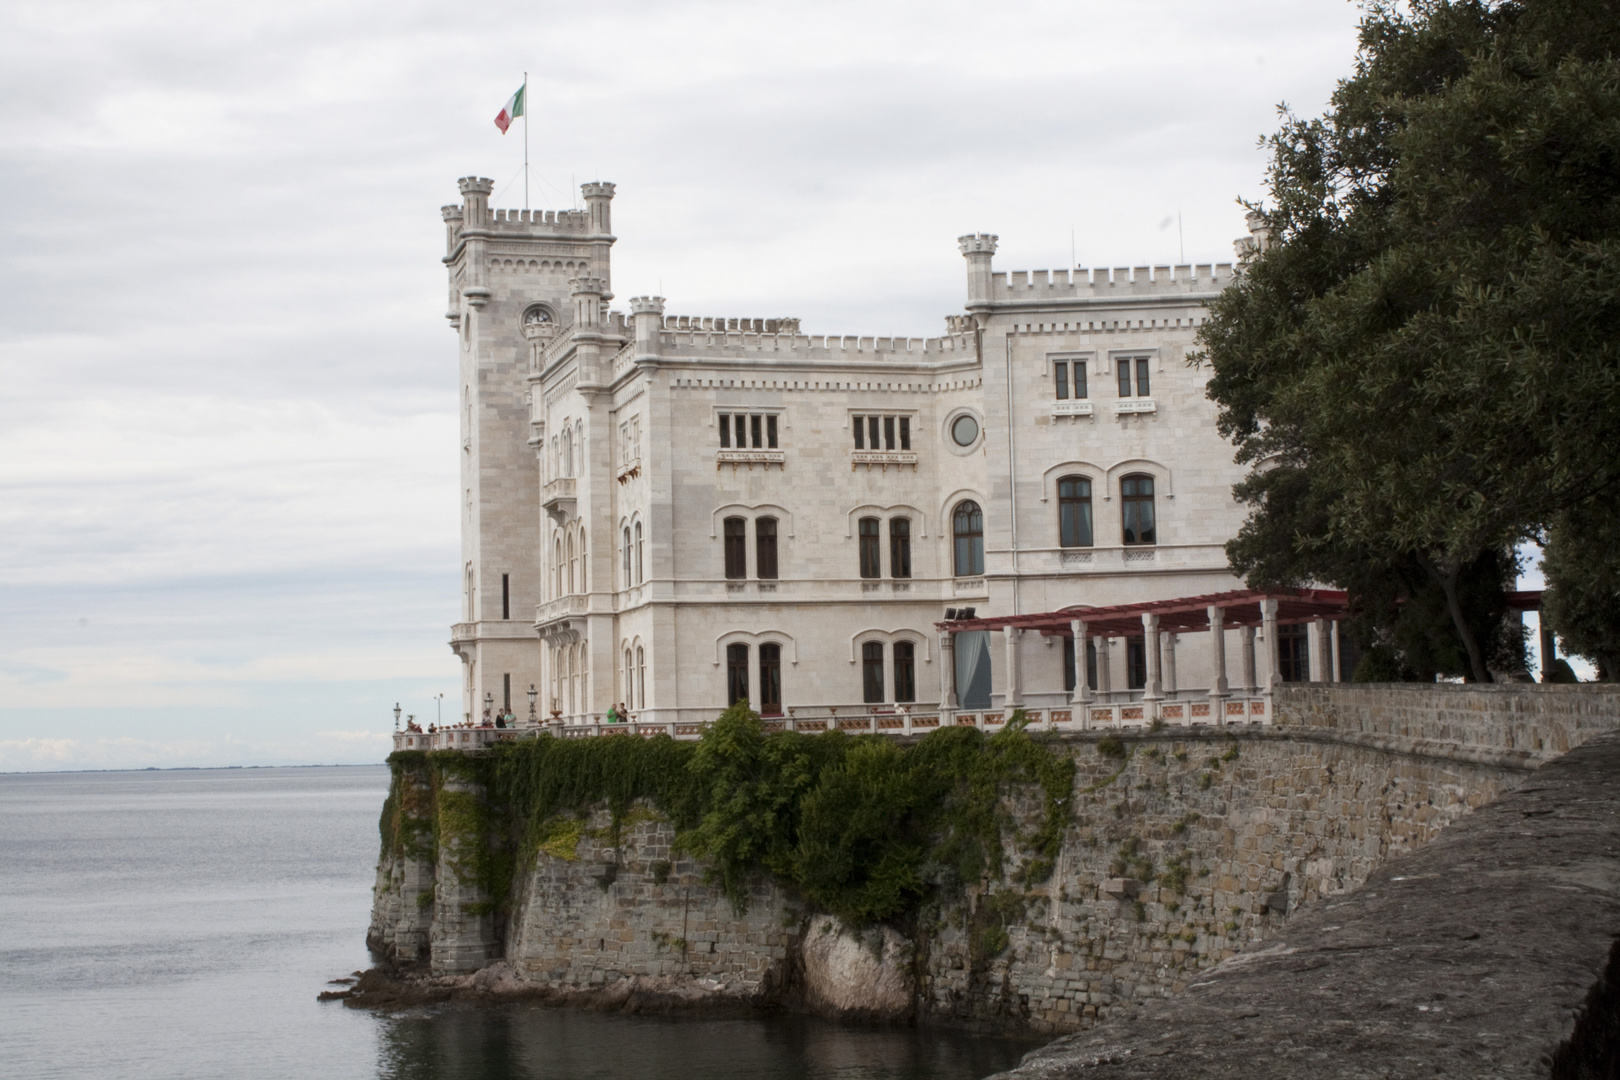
[[1, 0, 1550, 772]]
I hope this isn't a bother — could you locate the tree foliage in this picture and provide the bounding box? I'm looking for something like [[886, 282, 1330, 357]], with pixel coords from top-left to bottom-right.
[[1197, 0, 1620, 681]]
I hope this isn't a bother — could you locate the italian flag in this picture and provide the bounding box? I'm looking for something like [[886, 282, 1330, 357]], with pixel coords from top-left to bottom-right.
[[494, 84, 525, 134]]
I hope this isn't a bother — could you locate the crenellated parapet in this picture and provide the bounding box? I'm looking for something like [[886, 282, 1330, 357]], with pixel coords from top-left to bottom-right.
[[656, 327, 978, 363], [990, 263, 1233, 304], [661, 315, 801, 334]]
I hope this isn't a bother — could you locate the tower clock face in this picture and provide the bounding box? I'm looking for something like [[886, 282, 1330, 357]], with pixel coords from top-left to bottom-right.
[[523, 305, 554, 325]]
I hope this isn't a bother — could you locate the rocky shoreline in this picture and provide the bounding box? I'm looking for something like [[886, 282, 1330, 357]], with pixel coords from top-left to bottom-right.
[[321, 960, 787, 1018]]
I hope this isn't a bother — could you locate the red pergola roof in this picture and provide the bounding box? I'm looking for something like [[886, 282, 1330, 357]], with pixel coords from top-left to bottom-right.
[[937, 586, 1542, 639]]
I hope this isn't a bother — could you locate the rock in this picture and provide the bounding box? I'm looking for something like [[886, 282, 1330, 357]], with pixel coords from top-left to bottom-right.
[[799, 916, 913, 1021]]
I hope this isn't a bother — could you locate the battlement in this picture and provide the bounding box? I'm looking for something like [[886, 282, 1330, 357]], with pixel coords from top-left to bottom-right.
[[661, 315, 802, 335], [656, 325, 977, 362], [991, 263, 1233, 302]]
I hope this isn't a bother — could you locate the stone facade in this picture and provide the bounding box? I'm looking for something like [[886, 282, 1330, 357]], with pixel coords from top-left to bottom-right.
[[443, 177, 1274, 726], [368, 685, 1620, 1031]]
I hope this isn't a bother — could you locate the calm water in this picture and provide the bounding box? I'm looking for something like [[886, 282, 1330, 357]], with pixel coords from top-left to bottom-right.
[[0, 766, 1035, 1079]]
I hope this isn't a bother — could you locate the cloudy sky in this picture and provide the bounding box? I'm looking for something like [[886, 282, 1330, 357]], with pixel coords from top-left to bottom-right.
[[1, 0, 1409, 770]]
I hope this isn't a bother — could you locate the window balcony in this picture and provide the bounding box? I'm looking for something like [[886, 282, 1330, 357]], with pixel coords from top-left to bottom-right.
[[1116, 398, 1157, 416], [716, 449, 785, 467], [1052, 400, 1094, 417], [850, 450, 918, 468], [542, 476, 576, 522]]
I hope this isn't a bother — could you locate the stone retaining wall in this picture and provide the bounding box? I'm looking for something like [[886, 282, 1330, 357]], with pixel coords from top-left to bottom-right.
[[367, 684, 1620, 1035]]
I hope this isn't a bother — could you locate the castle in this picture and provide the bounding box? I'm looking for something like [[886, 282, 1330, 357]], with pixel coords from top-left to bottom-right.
[[443, 177, 1276, 727]]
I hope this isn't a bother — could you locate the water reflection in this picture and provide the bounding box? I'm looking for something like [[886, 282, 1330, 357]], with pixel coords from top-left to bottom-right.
[[376, 1004, 1036, 1080]]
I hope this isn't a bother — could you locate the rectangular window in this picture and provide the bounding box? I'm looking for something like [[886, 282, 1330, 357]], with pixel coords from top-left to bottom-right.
[[723, 517, 747, 579], [734, 414, 747, 448], [868, 416, 880, 450], [766, 415, 778, 448], [501, 573, 510, 620], [755, 517, 778, 580], [862, 642, 885, 704], [1062, 639, 1100, 691], [759, 643, 782, 715], [883, 416, 895, 450], [899, 417, 910, 450], [503, 673, 511, 710], [852, 414, 916, 453], [1118, 360, 1132, 398], [718, 413, 731, 448], [889, 518, 911, 579], [1074, 361, 1088, 399], [1054, 361, 1069, 400], [893, 641, 915, 703], [750, 414, 762, 448], [858, 518, 881, 579], [1136, 356, 1150, 397], [727, 643, 749, 706], [852, 419, 864, 450], [1127, 639, 1147, 690]]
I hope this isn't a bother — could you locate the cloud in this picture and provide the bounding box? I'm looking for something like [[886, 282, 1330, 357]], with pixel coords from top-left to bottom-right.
[[0, 0, 1371, 768]]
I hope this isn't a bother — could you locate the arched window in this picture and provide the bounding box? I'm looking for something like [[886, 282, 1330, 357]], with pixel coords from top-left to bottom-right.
[[634, 521, 643, 584], [578, 528, 587, 591], [636, 645, 646, 709], [726, 643, 749, 706], [759, 643, 782, 715], [565, 532, 575, 594], [561, 427, 573, 478], [858, 517, 881, 579], [862, 642, 885, 703], [622, 526, 632, 586], [553, 537, 562, 599], [575, 421, 584, 476], [723, 517, 747, 579], [889, 518, 911, 579], [1121, 474, 1156, 545], [1058, 476, 1093, 548], [756, 517, 779, 580], [953, 501, 984, 576], [893, 640, 916, 703], [624, 647, 634, 707], [579, 641, 588, 716]]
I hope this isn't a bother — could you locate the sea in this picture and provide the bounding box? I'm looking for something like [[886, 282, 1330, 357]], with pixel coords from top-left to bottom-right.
[[0, 766, 1037, 1079]]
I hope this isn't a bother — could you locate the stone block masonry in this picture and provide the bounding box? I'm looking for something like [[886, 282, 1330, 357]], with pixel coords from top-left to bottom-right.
[[366, 684, 1620, 1037]]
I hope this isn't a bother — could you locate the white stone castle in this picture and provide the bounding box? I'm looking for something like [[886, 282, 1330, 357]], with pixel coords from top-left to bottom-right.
[[443, 177, 1272, 729]]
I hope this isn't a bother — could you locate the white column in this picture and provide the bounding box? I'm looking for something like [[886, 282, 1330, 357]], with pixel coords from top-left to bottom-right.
[[1208, 606, 1229, 701], [1070, 618, 1093, 705], [1163, 633, 1178, 696], [1003, 626, 1024, 708], [1096, 636, 1113, 696], [1259, 598, 1280, 690], [1142, 613, 1162, 705], [1313, 617, 1331, 683], [1330, 620, 1343, 683], [939, 632, 957, 710]]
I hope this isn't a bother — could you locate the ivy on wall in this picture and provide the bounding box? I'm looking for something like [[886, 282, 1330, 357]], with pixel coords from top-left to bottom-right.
[[381, 703, 1075, 930]]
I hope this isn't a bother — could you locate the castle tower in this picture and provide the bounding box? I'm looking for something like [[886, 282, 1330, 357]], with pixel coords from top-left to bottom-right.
[[444, 178, 616, 723]]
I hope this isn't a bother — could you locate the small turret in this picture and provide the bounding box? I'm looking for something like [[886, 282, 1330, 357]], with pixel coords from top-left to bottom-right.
[[581, 182, 615, 235], [570, 276, 607, 330], [959, 233, 999, 311], [458, 176, 494, 227], [630, 296, 665, 357], [441, 204, 463, 255], [1236, 209, 1273, 263]]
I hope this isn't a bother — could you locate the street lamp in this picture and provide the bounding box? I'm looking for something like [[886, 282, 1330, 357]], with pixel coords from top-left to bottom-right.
[[527, 684, 538, 724], [393, 702, 401, 731], [484, 692, 494, 723], [434, 693, 445, 727]]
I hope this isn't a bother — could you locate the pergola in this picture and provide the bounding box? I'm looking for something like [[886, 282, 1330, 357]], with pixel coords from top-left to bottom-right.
[[933, 587, 1544, 713]]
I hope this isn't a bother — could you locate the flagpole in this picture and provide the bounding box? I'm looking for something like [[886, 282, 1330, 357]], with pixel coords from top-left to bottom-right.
[[523, 71, 530, 212]]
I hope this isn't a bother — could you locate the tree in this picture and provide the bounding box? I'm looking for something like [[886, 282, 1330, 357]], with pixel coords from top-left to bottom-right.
[[1198, 0, 1620, 681], [1542, 504, 1620, 679]]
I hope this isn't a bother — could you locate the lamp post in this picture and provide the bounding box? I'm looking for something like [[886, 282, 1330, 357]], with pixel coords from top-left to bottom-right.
[[484, 692, 494, 724], [393, 702, 401, 731], [434, 693, 444, 727], [527, 684, 538, 725]]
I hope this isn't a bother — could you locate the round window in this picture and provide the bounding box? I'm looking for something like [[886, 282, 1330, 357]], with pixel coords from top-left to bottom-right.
[[522, 305, 554, 326], [951, 414, 980, 447]]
